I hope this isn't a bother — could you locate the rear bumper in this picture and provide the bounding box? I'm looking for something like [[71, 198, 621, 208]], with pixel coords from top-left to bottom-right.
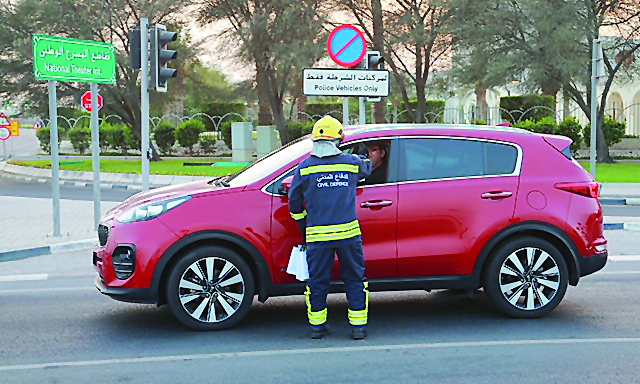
[[94, 275, 157, 304], [578, 251, 608, 277]]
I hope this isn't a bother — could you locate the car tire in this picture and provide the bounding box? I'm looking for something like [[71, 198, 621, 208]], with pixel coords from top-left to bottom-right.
[[483, 236, 569, 319], [166, 246, 255, 331]]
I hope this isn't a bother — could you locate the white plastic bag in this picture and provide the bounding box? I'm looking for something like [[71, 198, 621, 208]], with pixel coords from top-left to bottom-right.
[[286, 245, 309, 281]]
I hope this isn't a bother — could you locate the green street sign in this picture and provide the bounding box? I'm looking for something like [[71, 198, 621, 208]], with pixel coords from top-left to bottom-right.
[[33, 34, 116, 84]]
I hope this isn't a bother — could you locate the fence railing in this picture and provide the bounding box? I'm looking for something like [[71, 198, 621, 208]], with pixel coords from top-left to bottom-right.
[[43, 103, 640, 137]]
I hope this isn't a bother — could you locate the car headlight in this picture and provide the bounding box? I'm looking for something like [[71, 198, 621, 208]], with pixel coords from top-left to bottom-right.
[[117, 196, 192, 223]]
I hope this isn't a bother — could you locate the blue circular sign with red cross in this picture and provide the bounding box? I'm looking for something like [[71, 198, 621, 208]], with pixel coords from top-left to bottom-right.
[[327, 25, 367, 68]]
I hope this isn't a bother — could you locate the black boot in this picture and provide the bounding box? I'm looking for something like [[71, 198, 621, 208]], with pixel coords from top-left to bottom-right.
[[351, 326, 367, 340], [310, 324, 330, 339]]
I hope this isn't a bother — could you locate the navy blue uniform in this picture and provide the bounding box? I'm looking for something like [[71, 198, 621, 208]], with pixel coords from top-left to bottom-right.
[[289, 153, 372, 327]]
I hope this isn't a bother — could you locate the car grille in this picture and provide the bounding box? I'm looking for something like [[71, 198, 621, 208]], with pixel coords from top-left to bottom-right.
[[98, 224, 109, 246]]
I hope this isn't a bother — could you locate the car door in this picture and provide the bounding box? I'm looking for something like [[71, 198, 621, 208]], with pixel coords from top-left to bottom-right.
[[396, 136, 521, 277], [268, 139, 399, 284]]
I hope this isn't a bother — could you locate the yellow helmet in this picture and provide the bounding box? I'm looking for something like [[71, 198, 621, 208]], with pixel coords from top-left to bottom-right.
[[311, 115, 345, 142]]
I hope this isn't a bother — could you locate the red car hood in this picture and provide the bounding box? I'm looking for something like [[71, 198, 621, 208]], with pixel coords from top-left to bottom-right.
[[104, 179, 234, 220]]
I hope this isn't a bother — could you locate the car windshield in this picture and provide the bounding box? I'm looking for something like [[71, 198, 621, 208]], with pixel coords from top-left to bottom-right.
[[227, 135, 312, 188]]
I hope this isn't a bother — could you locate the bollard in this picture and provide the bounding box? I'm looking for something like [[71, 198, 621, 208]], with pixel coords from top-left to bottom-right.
[[231, 122, 253, 162], [256, 125, 279, 158]]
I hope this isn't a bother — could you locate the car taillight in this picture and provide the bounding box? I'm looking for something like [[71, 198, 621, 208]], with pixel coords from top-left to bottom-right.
[[554, 182, 600, 198]]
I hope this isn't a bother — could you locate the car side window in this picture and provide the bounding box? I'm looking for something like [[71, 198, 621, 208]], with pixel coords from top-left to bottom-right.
[[266, 167, 297, 195], [399, 138, 518, 182]]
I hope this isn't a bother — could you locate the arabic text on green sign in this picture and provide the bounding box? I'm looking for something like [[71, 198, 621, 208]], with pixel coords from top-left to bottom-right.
[[33, 35, 116, 84]]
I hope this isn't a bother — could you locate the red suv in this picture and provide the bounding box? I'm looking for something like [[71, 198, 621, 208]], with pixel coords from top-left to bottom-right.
[[94, 124, 608, 330]]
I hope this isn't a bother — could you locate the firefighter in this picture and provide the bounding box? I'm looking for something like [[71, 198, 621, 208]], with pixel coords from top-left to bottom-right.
[[288, 115, 372, 340]]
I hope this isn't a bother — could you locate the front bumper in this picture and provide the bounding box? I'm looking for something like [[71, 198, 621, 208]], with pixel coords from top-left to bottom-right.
[[578, 251, 608, 277], [94, 275, 157, 304]]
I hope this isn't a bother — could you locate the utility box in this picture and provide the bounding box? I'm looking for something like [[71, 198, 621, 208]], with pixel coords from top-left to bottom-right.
[[231, 122, 253, 162], [256, 125, 280, 158]]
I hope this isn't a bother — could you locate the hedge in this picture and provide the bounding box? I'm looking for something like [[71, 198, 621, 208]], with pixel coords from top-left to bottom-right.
[[500, 95, 555, 123], [398, 100, 446, 123], [201, 102, 246, 132]]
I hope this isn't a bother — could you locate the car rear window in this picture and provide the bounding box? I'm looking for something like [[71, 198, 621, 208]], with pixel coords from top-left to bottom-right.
[[399, 138, 519, 182]]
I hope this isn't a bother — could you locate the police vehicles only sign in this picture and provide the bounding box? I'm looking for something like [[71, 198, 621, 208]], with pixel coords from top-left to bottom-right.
[[302, 68, 390, 97]]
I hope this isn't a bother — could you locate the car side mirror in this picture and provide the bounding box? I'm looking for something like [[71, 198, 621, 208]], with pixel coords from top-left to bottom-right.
[[278, 176, 294, 195]]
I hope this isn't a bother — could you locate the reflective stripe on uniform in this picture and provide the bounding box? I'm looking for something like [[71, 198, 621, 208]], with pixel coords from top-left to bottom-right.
[[348, 281, 369, 326], [290, 210, 307, 220], [299, 164, 359, 176], [305, 286, 327, 325], [306, 219, 361, 243]]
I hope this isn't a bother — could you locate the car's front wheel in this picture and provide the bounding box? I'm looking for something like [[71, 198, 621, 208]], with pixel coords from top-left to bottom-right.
[[483, 236, 569, 318], [166, 246, 255, 331]]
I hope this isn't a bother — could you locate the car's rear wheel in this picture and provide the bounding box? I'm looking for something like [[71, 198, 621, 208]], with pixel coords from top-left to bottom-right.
[[483, 236, 568, 318], [167, 246, 255, 331]]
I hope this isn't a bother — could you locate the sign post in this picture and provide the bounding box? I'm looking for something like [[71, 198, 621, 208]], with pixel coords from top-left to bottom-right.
[[33, 34, 116, 236], [327, 25, 368, 126], [0, 113, 10, 161]]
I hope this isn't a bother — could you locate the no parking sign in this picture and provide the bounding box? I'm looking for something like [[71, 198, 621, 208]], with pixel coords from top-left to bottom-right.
[[327, 25, 367, 67]]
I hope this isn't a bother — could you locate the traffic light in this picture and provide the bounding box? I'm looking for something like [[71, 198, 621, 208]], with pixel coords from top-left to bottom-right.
[[365, 51, 385, 70], [150, 23, 178, 93], [129, 28, 141, 70], [365, 51, 385, 102]]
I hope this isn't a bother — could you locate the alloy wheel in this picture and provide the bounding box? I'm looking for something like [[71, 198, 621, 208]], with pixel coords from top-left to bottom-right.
[[498, 247, 561, 311], [178, 257, 246, 323]]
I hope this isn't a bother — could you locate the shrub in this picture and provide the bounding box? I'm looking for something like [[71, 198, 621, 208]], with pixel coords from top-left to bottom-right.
[[154, 122, 176, 154], [105, 123, 128, 153], [470, 119, 487, 125], [288, 121, 314, 141], [516, 117, 583, 155], [98, 122, 112, 151], [176, 119, 206, 153], [125, 125, 140, 152], [500, 95, 555, 123], [583, 117, 626, 148], [68, 126, 92, 154], [35, 127, 62, 154], [398, 100, 446, 123], [557, 117, 583, 154], [220, 121, 232, 149], [199, 132, 217, 154]]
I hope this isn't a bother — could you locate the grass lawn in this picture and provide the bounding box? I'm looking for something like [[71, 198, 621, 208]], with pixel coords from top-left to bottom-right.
[[9, 159, 639, 182], [10, 159, 248, 177], [578, 161, 640, 183]]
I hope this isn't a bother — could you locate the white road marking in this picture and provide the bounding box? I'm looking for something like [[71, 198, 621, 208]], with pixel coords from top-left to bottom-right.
[[610, 256, 640, 261], [1, 337, 640, 371], [0, 274, 47, 282], [0, 287, 94, 294]]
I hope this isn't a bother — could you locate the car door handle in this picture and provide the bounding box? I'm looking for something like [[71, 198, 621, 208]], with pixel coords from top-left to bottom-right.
[[361, 200, 393, 208], [481, 191, 513, 199]]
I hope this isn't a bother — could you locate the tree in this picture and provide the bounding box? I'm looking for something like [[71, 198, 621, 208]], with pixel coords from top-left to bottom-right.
[[446, 0, 640, 163], [182, 63, 236, 115], [338, 0, 453, 123], [0, 0, 195, 160], [198, 0, 327, 144]]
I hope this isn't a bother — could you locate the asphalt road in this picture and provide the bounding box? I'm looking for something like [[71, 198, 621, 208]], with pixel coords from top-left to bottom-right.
[[1, 250, 640, 383]]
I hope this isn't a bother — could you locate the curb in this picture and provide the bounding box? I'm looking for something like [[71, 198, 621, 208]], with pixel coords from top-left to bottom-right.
[[0, 161, 209, 189], [0, 239, 96, 263], [600, 198, 640, 206], [604, 223, 640, 231], [0, 172, 144, 191]]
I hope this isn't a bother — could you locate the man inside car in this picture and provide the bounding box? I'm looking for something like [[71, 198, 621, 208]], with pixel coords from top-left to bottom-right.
[[361, 141, 388, 185]]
